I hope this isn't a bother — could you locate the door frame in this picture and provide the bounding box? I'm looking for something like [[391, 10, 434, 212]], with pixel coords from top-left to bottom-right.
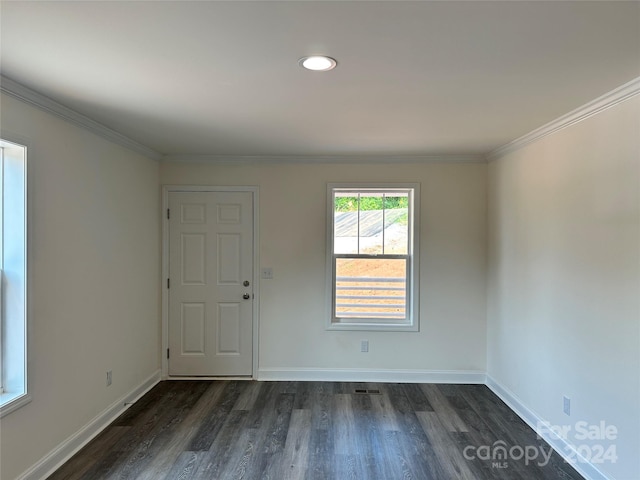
[[161, 185, 260, 379]]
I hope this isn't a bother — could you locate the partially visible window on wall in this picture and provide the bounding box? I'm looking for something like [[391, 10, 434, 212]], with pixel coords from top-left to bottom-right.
[[0, 138, 29, 416], [327, 184, 420, 331]]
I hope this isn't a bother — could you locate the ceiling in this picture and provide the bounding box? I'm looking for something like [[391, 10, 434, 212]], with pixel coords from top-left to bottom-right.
[[1, 1, 639, 159]]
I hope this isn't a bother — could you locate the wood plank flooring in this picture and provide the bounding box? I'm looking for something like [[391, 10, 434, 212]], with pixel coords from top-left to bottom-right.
[[48, 381, 584, 480]]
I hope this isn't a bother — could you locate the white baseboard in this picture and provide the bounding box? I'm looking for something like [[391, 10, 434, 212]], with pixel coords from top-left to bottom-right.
[[17, 370, 161, 480], [485, 375, 610, 480], [258, 367, 486, 384]]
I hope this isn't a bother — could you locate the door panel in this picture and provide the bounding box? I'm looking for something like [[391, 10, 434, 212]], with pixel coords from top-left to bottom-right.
[[181, 303, 205, 355], [181, 234, 206, 284], [217, 303, 241, 354], [217, 234, 241, 284], [168, 191, 253, 376]]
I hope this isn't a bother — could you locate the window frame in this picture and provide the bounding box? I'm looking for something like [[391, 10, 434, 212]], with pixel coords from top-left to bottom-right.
[[0, 137, 31, 417], [326, 183, 420, 331]]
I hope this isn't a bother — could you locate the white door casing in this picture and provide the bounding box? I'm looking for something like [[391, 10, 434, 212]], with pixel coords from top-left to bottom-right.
[[167, 190, 254, 376]]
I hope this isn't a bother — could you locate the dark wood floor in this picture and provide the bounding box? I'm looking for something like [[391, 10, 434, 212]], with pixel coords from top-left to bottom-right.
[[48, 381, 583, 480]]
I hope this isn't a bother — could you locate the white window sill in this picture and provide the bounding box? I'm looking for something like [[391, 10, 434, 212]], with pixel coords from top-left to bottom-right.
[[0, 391, 31, 418], [327, 321, 419, 332]]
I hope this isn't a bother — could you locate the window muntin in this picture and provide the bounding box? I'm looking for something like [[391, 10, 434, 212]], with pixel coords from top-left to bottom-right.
[[328, 185, 419, 331]]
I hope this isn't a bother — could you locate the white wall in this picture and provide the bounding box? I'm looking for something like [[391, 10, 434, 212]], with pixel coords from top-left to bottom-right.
[[161, 161, 487, 377], [487, 96, 640, 479], [0, 93, 161, 480]]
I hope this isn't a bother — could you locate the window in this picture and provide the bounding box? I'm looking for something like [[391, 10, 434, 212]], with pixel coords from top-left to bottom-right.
[[0, 138, 29, 416], [327, 184, 420, 331]]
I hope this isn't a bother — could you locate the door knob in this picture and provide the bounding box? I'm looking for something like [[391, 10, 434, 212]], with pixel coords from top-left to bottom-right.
[[243, 293, 251, 300]]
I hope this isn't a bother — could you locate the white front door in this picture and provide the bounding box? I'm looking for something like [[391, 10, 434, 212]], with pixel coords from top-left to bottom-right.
[[168, 191, 254, 376]]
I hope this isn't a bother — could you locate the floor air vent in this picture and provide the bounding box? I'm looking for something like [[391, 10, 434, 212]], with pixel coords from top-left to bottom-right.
[[354, 389, 382, 395]]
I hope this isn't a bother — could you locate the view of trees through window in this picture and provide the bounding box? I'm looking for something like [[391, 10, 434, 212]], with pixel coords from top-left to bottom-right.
[[334, 195, 408, 212]]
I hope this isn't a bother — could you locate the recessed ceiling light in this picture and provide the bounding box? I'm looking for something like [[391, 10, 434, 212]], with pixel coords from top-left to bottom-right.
[[299, 56, 337, 72]]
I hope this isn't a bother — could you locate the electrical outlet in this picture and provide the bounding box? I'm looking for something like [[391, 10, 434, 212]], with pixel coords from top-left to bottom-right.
[[106, 370, 112, 387], [261, 267, 274, 279], [563, 395, 571, 416], [361, 340, 369, 353]]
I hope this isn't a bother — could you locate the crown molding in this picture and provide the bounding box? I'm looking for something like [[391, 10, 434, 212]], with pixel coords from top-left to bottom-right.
[[0, 75, 163, 161], [162, 153, 487, 165], [487, 76, 640, 162], [8, 71, 636, 165]]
